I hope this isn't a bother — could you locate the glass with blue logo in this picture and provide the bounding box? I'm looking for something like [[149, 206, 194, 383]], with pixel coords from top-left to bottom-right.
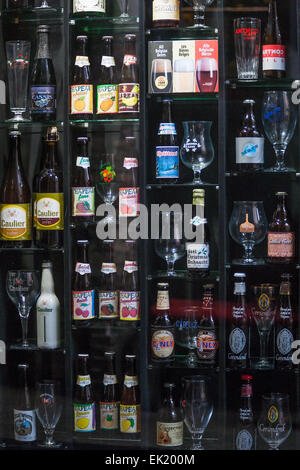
[[257, 393, 292, 450]]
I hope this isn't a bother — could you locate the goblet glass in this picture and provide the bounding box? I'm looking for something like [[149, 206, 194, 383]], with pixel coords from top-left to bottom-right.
[[185, 0, 215, 29], [6, 41, 31, 122], [262, 91, 297, 172], [155, 211, 186, 276], [96, 155, 118, 206], [258, 393, 292, 450], [35, 381, 63, 448], [229, 201, 267, 265], [113, 0, 131, 23]]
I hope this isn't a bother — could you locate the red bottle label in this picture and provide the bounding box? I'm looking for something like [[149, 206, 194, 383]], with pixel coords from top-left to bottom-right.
[[262, 45, 286, 71]]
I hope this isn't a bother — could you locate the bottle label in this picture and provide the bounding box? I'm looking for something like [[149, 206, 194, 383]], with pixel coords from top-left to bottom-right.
[[0, 203, 31, 241], [232, 305, 246, 318], [234, 283, 246, 295], [156, 146, 179, 179], [123, 158, 138, 170], [74, 0, 105, 13], [123, 55, 137, 66], [74, 403, 95, 432], [100, 402, 119, 430], [71, 85, 93, 115], [77, 375, 91, 387], [119, 188, 140, 217], [76, 157, 90, 168], [241, 385, 252, 398], [101, 263, 117, 274], [103, 374, 118, 386], [276, 328, 293, 356], [262, 45, 286, 71], [37, 302, 60, 349], [186, 243, 210, 269], [75, 56, 90, 67], [72, 187, 95, 217], [14, 409, 36, 442], [151, 330, 175, 358], [153, 0, 180, 21], [124, 375, 138, 388], [156, 290, 170, 310], [31, 86, 56, 114], [99, 291, 119, 319], [97, 84, 118, 114], [72, 290, 95, 320], [101, 56, 115, 67], [197, 329, 218, 356], [119, 291, 140, 321], [158, 123, 177, 135], [236, 429, 253, 450], [36, 193, 64, 230], [75, 263, 91, 275], [120, 404, 141, 433], [33, 192, 37, 229], [236, 137, 264, 164], [229, 328, 247, 355], [118, 83, 140, 113], [124, 261, 138, 273], [267, 232, 295, 258], [157, 421, 183, 447], [280, 306, 292, 320]]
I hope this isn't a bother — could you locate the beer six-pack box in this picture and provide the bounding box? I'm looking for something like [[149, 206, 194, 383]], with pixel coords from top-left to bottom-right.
[[148, 39, 219, 94]]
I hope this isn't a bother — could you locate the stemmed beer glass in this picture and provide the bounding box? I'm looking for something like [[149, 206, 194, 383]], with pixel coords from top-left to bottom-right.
[[35, 381, 63, 448], [258, 394, 292, 450], [155, 211, 186, 276], [113, 0, 131, 23], [6, 41, 31, 122], [97, 155, 118, 206], [185, 0, 215, 29]]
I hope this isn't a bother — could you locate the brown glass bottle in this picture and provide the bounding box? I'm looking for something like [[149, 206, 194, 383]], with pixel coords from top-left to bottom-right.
[[119, 34, 139, 114], [151, 283, 175, 364], [100, 351, 120, 432], [234, 375, 256, 450], [196, 284, 218, 366], [72, 137, 95, 224], [99, 239, 119, 320], [36, 127, 64, 249], [275, 273, 294, 369], [70, 35, 93, 120], [152, 0, 180, 28], [120, 354, 141, 435], [74, 354, 96, 432], [228, 273, 249, 369], [119, 136, 139, 219], [119, 240, 140, 322], [0, 131, 31, 248], [156, 383, 183, 447], [97, 36, 118, 115], [267, 192, 295, 264], [72, 240, 95, 326], [14, 364, 37, 444], [263, 0, 286, 79]]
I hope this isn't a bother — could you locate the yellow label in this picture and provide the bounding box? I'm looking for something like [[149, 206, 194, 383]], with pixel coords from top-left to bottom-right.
[[120, 404, 141, 433], [0, 203, 31, 241], [36, 193, 64, 230], [153, 0, 180, 21], [97, 84, 118, 114], [71, 85, 93, 115]]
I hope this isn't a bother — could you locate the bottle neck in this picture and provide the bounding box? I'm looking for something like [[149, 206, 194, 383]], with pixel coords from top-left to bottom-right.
[[104, 356, 116, 375], [275, 195, 288, 219], [41, 266, 55, 294], [76, 40, 87, 58], [78, 357, 89, 376], [163, 387, 175, 408], [202, 292, 214, 320], [243, 102, 257, 130], [125, 358, 136, 376], [268, 0, 280, 31], [35, 31, 50, 59], [77, 245, 89, 263], [124, 39, 136, 58], [9, 135, 22, 172], [104, 40, 113, 57], [240, 382, 253, 421], [161, 102, 172, 122], [45, 141, 59, 169]]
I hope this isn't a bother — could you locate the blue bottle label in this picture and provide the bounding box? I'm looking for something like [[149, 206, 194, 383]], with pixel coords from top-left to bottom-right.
[[158, 122, 177, 135], [31, 86, 56, 113], [156, 146, 179, 179]]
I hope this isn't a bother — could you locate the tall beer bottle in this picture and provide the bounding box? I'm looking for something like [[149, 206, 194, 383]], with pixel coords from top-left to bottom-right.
[[30, 25, 56, 121], [267, 192, 295, 264], [0, 131, 31, 247], [74, 354, 96, 433], [70, 36, 93, 120], [196, 284, 218, 366], [119, 34, 139, 114], [36, 127, 64, 249], [234, 375, 256, 450], [186, 189, 210, 276], [228, 273, 248, 369], [155, 99, 179, 183], [72, 240, 95, 326], [120, 354, 141, 435], [72, 137, 95, 223], [14, 364, 36, 444], [100, 352, 120, 432], [262, 0, 286, 79], [97, 36, 118, 115], [73, 0, 106, 14], [152, 0, 180, 28], [275, 273, 294, 369], [156, 383, 183, 448], [119, 136, 139, 218], [119, 240, 140, 322], [236, 99, 264, 172], [151, 283, 175, 364], [99, 240, 119, 320]]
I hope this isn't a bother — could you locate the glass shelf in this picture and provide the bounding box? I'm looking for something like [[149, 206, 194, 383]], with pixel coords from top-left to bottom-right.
[[69, 15, 139, 33], [69, 118, 139, 128], [226, 169, 298, 177], [147, 26, 218, 40], [0, 6, 63, 24], [0, 120, 64, 131], [9, 343, 66, 353], [147, 93, 218, 102], [73, 434, 141, 446], [72, 321, 141, 332], [146, 182, 219, 189], [226, 78, 298, 89], [147, 270, 220, 281], [0, 247, 64, 253], [226, 262, 299, 269], [148, 358, 220, 371]]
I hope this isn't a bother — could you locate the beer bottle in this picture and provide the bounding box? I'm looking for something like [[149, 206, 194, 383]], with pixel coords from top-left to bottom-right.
[[36, 260, 60, 349], [100, 351, 120, 432], [196, 284, 218, 365], [74, 354, 96, 433], [30, 25, 56, 121], [97, 36, 118, 115], [119, 240, 140, 322], [234, 375, 256, 450], [70, 36, 93, 120], [235, 99, 264, 172], [119, 136, 139, 218], [275, 273, 294, 369], [72, 240, 95, 326], [14, 364, 36, 443], [73, 0, 106, 14], [262, 0, 286, 79], [151, 283, 175, 363], [186, 189, 210, 276], [99, 240, 119, 320], [0, 131, 31, 247], [267, 192, 295, 264], [155, 99, 179, 183], [228, 273, 248, 369], [36, 127, 64, 249], [120, 354, 141, 434], [156, 383, 183, 448], [72, 137, 95, 223], [119, 34, 139, 114], [152, 0, 180, 28]]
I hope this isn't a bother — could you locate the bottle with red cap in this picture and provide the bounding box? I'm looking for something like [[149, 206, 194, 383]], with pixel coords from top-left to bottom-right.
[[234, 375, 256, 450]]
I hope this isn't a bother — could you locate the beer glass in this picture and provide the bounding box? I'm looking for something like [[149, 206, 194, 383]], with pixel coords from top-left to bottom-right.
[[185, 0, 215, 29], [176, 306, 200, 366], [6, 41, 31, 122], [6, 270, 40, 348], [229, 201, 267, 265], [155, 211, 186, 276], [262, 91, 297, 172], [97, 155, 118, 205], [180, 121, 214, 184], [113, 0, 130, 23], [196, 58, 218, 93], [182, 376, 213, 450], [35, 381, 63, 448], [234, 18, 261, 80], [173, 59, 195, 93], [151, 59, 172, 93], [258, 394, 292, 450], [251, 284, 277, 370]]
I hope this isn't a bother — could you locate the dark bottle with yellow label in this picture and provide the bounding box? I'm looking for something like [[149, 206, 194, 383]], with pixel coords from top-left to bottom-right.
[[151, 283, 175, 364]]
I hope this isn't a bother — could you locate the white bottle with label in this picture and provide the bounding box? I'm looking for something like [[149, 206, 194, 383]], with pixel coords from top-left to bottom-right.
[[36, 261, 60, 349], [73, 0, 106, 14]]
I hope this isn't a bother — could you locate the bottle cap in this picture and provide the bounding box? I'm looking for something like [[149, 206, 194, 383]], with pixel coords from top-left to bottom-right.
[[276, 191, 287, 196], [243, 99, 255, 104], [18, 363, 29, 369], [241, 375, 253, 381], [157, 282, 169, 288], [42, 261, 53, 269], [125, 34, 136, 40], [102, 36, 113, 40], [104, 351, 116, 357], [77, 136, 88, 142], [125, 354, 136, 359], [163, 382, 175, 388], [46, 126, 59, 142], [37, 24, 50, 33], [78, 353, 89, 358], [77, 240, 89, 244], [76, 35, 88, 40], [234, 273, 246, 278], [9, 130, 21, 136]]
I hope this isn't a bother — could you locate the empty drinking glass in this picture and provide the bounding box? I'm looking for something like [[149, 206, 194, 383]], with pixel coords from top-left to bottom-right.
[[258, 393, 292, 450], [234, 18, 261, 80], [6, 41, 31, 122], [113, 0, 130, 23], [155, 211, 186, 276], [35, 381, 63, 448]]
